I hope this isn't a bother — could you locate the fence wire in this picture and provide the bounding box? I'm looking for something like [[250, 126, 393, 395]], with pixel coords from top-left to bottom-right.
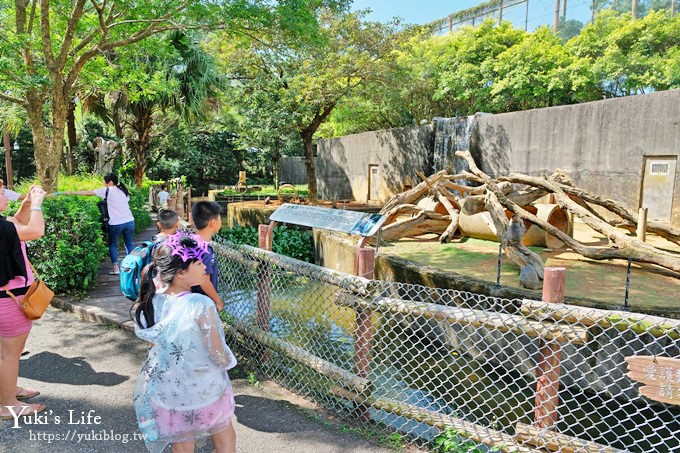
[[215, 239, 680, 452]]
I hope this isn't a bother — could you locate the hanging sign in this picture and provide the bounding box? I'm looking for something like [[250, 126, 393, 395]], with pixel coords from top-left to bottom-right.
[[269, 203, 386, 237], [625, 356, 680, 405]]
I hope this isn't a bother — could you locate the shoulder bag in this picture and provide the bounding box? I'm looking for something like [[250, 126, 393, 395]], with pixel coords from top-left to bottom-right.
[[97, 187, 110, 232], [3, 262, 54, 320]]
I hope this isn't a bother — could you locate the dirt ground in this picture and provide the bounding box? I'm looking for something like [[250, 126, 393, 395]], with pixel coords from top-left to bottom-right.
[[378, 221, 680, 317]]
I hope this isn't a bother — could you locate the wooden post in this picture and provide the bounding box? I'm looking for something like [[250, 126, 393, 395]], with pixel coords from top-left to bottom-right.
[[534, 267, 565, 429], [636, 208, 647, 242], [256, 223, 276, 362], [353, 240, 375, 420], [186, 187, 192, 222]]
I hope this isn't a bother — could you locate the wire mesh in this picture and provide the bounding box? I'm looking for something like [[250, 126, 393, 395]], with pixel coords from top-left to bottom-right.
[[215, 238, 680, 452]]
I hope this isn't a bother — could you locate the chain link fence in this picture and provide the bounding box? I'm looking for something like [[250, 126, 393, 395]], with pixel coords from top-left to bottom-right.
[[215, 238, 680, 452]]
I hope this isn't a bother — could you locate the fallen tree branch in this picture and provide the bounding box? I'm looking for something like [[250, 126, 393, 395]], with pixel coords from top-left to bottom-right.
[[452, 153, 680, 273]]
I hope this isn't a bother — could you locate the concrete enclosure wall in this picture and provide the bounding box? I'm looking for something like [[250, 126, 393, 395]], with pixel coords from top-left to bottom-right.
[[317, 125, 433, 202], [317, 89, 680, 225], [279, 156, 311, 185], [474, 89, 680, 225]]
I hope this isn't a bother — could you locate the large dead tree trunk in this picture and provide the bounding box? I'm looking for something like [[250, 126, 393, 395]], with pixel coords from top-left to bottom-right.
[[373, 150, 680, 283], [380, 170, 448, 214], [456, 151, 680, 275]]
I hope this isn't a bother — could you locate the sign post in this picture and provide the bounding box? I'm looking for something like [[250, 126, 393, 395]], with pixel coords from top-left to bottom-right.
[[534, 267, 566, 429]]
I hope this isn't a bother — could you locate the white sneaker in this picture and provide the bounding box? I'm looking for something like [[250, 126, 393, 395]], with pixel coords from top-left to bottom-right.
[[109, 264, 120, 275]]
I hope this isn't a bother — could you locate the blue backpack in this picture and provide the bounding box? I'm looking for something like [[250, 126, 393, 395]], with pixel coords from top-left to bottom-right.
[[120, 240, 156, 301]]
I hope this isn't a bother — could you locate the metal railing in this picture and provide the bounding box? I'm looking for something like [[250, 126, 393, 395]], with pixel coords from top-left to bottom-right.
[[215, 239, 680, 452]]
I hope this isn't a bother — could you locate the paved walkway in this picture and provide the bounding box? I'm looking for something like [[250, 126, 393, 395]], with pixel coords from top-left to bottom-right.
[[9, 223, 401, 452]]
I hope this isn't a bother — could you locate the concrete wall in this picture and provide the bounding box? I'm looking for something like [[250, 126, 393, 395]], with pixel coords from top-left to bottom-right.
[[317, 125, 433, 202], [317, 89, 680, 225], [474, 89, 680, 225], [279, 156, 310, 185]]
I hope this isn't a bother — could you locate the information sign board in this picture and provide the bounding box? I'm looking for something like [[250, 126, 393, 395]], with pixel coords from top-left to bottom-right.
[[625, 355, 680, 405], [269, 203, 386, 237]]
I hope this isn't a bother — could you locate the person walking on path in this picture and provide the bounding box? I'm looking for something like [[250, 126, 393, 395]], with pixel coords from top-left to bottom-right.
[[61, 174, 134, 275], [0, 185, 47, 420], [157, 185, 170, 210], [132, 232, 237, 452]]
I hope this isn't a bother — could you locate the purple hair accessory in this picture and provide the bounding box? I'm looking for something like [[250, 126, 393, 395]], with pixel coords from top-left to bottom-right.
[[165, 232, 209, 262]]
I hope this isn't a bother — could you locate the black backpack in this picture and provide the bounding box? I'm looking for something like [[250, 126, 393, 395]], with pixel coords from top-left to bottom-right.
[[97, 188, 109, 232]]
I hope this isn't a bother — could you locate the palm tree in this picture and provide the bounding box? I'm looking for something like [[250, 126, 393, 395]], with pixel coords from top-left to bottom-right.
[[119, 31, 226, 186]]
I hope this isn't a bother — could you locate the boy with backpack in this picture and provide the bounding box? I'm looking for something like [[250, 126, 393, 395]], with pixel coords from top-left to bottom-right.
[[120, 210, 180, 301], [153, 209, 179, 245], [190, 201, 224, 312]]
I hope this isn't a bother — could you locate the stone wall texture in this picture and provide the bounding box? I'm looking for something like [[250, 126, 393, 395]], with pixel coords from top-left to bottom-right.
[[317, 89, 680, 225]]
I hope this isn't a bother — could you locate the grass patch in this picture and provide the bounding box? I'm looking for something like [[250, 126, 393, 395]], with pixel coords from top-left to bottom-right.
[[381, 235, 680, 314], [220, 184, 308, 197]]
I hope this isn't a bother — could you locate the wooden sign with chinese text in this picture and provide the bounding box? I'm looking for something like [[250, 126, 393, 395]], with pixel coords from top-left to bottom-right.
[[625, 356, 680, 405]]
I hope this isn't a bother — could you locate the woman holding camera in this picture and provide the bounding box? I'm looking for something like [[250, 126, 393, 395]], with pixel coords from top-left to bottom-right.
[[0, 185, 47, 420]]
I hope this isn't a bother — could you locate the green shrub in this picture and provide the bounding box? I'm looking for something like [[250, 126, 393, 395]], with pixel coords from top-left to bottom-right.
[[127, 182, 152, 233], [7, 173, 152, 294], [433, 429, 484, 453], [26, 197, 107, 294], [218, 225, 314, 262], [219, 226, 259, 247]]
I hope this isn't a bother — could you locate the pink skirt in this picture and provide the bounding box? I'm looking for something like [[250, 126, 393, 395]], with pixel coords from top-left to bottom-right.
[[0, 294, 32, 337], [156, 390, 235, 439]]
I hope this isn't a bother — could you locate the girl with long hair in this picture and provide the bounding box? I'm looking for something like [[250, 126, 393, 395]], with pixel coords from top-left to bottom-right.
[[131, 232, 237, 452]]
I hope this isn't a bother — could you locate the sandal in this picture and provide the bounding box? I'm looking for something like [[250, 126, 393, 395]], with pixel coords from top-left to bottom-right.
[[0, 403, 46, 420], [16, 387, 40, 400]]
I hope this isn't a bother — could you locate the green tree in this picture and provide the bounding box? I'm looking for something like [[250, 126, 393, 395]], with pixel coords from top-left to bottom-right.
[[387, 20, 526, 119], [0, 0, 343, 191], [569, 10, 680, 96], [218, 10, 399, 202], [112, 31, 226, 186], [488, 26, 596, 110]]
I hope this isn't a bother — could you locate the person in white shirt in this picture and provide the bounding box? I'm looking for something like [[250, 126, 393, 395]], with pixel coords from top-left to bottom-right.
[[157, 185, 170, 210], [60, 174, 135, 275]]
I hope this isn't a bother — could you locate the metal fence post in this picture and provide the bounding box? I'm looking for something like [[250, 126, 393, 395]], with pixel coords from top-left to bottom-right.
[[534, 267, 565, 429], [354, 239, 375, 420]]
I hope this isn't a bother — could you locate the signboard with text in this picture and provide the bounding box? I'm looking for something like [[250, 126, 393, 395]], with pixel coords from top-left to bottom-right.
[[625, 356, 680, 405], [269, 203, 386, 237]]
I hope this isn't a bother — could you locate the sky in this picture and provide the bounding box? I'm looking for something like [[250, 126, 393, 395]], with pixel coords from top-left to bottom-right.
[[350, 0, 594, 31]]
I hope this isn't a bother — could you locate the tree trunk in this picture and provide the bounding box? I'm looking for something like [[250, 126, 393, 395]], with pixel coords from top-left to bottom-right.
[[27, 90, 63, 192], [65, 98, 78, 175], [129, 103, 154, 187], [272, 138, 281, 188], [380, 170, 448, 214], [380, 211, 450, 241], [300, 129, 317, 203]]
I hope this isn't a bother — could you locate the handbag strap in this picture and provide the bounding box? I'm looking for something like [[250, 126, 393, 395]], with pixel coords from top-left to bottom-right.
[[2, 285, 21, 307], [27, 260, 41, 281], [2, 260, 41, 307]]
